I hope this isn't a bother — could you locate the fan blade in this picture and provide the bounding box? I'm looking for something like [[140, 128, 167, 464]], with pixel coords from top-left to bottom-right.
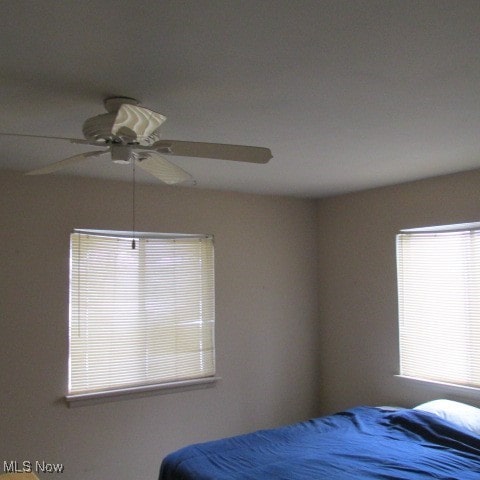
[[136, 152, 194, 185], [26, 150, 107, 175], [112, 104, 166, 141], [152, 140, 272, 164], [0, 132, 93, 145]]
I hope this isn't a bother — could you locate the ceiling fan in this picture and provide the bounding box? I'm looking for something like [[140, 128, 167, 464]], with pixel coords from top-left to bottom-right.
[[0, 96, 273, 185]]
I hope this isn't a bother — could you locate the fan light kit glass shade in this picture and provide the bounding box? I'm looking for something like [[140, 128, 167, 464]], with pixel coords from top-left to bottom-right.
[[82, 98, 166, 145]]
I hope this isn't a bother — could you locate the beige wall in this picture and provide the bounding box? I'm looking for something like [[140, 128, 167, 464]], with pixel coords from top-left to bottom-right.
[[1, 170, 320, 480], [5, 165, 480, 479], [316, 168, 480, 414]]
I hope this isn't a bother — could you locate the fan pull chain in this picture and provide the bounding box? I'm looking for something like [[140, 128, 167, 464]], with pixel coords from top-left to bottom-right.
[[132, 159, 136, 250]]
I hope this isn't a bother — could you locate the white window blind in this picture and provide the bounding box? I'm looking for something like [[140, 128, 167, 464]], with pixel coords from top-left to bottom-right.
[[68, 230, 215, 397], [396, 223, 480, 389]]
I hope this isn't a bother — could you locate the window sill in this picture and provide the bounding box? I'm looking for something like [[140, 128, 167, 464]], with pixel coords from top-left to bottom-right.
[[65, 376, 221, 407], [395, 375, 480, 398]]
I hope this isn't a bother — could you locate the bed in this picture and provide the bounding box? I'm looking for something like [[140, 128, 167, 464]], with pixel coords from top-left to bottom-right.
[[159, 399, 480, 479]]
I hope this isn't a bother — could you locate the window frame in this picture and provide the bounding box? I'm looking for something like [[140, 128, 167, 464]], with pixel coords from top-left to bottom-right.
[[66, 229, 219, 406], [396, 222, 480, 392]]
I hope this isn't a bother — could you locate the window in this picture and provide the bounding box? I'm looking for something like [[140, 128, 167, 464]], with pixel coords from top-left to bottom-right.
[[396, 222, 480, 389], [67, 229, 215, 402]]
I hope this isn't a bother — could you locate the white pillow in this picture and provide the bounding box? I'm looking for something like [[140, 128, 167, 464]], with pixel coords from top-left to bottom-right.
[[414, 399, 480, 435]]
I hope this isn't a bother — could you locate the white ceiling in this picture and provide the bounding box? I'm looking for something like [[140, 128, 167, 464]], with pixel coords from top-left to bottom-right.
[[1, 0, 480, 198]]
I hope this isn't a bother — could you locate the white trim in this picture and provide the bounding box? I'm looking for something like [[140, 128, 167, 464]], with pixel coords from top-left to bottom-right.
[[395, 375, 480, 396], [400, 222, 480, 234], [74, 228, 212, 240], [66, 376, 221, 407]]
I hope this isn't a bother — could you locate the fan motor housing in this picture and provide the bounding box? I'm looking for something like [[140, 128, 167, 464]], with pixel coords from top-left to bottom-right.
[[82, 113, 118, 142], [82, 97, 142, 143]]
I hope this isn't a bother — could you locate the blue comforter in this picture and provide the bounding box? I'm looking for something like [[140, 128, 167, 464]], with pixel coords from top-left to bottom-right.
[[159, 406, 480, 479]]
